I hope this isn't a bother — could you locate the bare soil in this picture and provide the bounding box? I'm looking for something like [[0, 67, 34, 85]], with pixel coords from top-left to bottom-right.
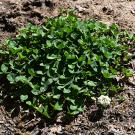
[[0, 0, 135, 135]]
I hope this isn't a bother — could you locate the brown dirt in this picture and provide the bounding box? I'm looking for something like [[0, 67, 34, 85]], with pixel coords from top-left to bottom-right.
[[0, 0, 135, 135]]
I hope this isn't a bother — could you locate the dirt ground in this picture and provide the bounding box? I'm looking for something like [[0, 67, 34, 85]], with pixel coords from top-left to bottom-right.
[[0, 0, 135, 135]]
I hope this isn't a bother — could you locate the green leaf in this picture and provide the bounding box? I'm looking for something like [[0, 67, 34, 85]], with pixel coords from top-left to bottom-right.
[[88, 81, 96, 86], [7, 40, 16, 49], [78, 106, 84, 112], [63, 88, 71, 93], [28, 68, 36, 76], [102, 71, 111, 78], [40, 87, 47, 93], [42, 105, 51, 118], [69, 110, 80, 115], [15, 76, 29, 84], [57, 85, 65, 90], [78, 56, 86, 62], [7, 73, 15, 83], [46, 54, 58, 60], [26, 101, 32, 106], [123, 68, 133, 77], [53, 94, 61, 99], [90, 61, 98, 72], [59, 75, 66, 79], [84, 81, 97, 87], [68, 69, 74, 74], [37, 105, 51, 118], [46, 78, 53, 85], [70, 105, 77, 110], [71, 84, 81, 91], [9, 61, 14, 69], [52, 102, 63, 111], [104, 51, 112, 59], [20, 95, 28, 102], [33, 49, 38, 54], [31, 85, 40, 95], [64, 51, 76, 59], [1, 64, 8, 73], [68, 64, 75, 69], [101, 69, 115, 78], [36, 71, 43, 75], [66, 97, 75, 104], [46, 40, 52, 48], [31, 89, 39, 95]]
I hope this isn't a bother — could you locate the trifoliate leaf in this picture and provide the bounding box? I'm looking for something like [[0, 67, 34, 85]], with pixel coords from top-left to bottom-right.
[[1, 64, 8, 73], [20, 95, 28, 102]]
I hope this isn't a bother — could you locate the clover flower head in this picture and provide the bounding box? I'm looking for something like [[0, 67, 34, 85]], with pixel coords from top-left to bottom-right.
[[97, 95, 111, 107]]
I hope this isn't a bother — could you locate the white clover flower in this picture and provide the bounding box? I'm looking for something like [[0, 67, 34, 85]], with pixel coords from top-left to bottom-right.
[[97, 95, 111, 107]]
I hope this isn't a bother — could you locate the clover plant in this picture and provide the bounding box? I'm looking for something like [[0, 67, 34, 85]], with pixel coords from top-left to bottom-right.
[[0, 13, 133, 118]]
